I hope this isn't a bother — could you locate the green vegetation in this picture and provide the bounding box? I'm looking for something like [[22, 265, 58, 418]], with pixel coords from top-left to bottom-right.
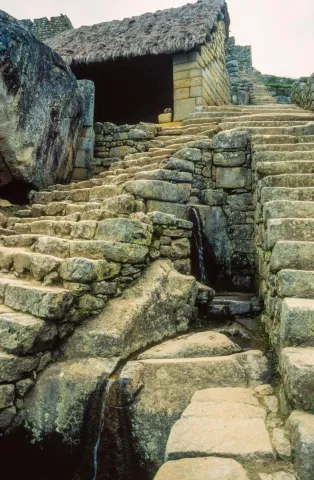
[[265, 82, 293, 89]]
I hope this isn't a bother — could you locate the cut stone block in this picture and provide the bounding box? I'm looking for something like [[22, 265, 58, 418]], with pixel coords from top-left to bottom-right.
[[63, 260, 197, 359], [0, 307, 57, 354], [215, 167, 248, 189], [285, 410, 314, 480], [266, 219, 314, 249], [124, 180, 190, 203], [94, 218, 152, 245], [280, 298, 314, 347], [165, 417, 275, 462], [0, 350, 38, 382], [154, 458, 249, 480], [263, 201, 314, 222], [280, 347, 314, 410], [137, 331, 241, 360], [270, 241, 314, 272], [277, 270, 314, 298]]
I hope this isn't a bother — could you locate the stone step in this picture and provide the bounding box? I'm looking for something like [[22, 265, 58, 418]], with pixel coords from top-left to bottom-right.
[[0, 276, 73, 321], [251, 135, 298, 145], [224, 114, 314, 123], [0, 305, 57, 355], [270, 241, 314, 272], [253, 143, 314, 152], [133, 169, 193, 183], [195, 105, 302, 113], [154, 458, 250, 480], [260, 187, 314, 204], [13, 217, 152, 245], [266, 218, 314, 249], [253, 151, 314, 163], [31, 184, 124, 205], [280, 347, 314, 411], [220, 121, 309, 131], [259, 174, 314, 190], [255, 161, 314, 180], [62, 260, 197, 360], [262, 200, 314, 222], [206, 293, 260, 317], [3, 235, 149, 263], [137, 331, 241, 360], [280, 298, 314, 348], [0, 349, 39, 383], [277, 269, 314, 299], [286, 410, 314, 480], [0, 245, 122, 285], [165, 387, 275, 463], [299, 135, 314, 143]]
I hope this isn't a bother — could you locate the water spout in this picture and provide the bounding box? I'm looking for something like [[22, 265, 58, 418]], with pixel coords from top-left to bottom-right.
[[92, 378, 114, 480], [189, 206, 208, 285]]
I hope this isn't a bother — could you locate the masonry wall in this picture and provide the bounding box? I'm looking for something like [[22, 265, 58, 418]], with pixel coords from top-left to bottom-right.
[[291, 74, 314, 110], [173, 21, 230, 121], [20, 15, 73, 41]]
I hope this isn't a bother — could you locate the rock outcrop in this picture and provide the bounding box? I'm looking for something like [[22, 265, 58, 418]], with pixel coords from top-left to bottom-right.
[[0, 10, 84, 191]]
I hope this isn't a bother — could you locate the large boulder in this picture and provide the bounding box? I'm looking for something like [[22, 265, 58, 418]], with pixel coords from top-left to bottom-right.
[[0, 10, 84, 191]]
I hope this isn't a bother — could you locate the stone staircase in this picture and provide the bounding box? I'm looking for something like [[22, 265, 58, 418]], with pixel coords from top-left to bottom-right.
[[1, 100, 314, 478]]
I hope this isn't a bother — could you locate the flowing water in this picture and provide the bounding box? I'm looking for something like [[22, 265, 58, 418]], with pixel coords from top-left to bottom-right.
[[189, 206, 208, 284], [92, 378, 114, 480]]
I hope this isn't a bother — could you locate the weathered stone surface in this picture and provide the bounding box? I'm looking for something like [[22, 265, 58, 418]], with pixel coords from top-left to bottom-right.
[[138, 332, 241, 360], [146, 201, 187, 219], [0, 406, 16, 429], [216, 167, 248, 189], [24, 357, 118, 442], [119, 350, 268, 468], [286, 410, 314, 480], [213, 151, 246, 167], [63, 260, 197, 359], [154, 458, 249, 480], [0, 384, 15, 409], [0, 350, 38, 382], [124, 180, 190, 203], [278, 269, 314, 298], [271, 427, 291, 460], [0, 11, 84, 190], [280, 298, 314, 347], [60, 257, 120, 283], [0, 309, 57, 354], [95, 218, 152, 245], [280, 347, 314, 410]]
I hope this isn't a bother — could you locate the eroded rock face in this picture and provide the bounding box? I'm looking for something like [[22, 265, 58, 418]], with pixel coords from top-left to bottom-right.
[[0, 10, 84, 190]]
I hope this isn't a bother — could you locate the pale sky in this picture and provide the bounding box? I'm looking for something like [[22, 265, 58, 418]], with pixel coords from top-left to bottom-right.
[[1, 0, 313, 78]]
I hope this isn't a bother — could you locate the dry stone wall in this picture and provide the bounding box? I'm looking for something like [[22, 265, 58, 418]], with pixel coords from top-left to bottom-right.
[[93, 122, 161, 174], [291, 74, 314, 110], [173, 21, 230, 121], [20, 15, 73, 41], [225, 37, 253, 105]]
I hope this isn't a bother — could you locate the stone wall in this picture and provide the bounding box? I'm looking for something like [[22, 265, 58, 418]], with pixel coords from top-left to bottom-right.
[[225, 37, 253, 105], [173, 21, 230, 121], [262, 75, 294, 104], [226, 37, 252, 72], [291, 74, 314, 110], [20, 15, 73, 41], [93, 122, 162, 174]]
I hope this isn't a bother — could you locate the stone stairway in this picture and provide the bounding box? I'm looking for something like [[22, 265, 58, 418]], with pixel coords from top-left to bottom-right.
[[1, 100, 314, 478]]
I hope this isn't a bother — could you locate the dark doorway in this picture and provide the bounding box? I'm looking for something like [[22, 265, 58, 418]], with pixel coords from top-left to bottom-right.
[[72, 54, 173, 125]]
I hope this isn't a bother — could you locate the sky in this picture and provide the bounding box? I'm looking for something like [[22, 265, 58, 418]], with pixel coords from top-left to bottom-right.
[[1, 0, 313, 78]]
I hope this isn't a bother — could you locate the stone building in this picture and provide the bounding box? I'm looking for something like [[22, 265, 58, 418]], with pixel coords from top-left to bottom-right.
[[47, 0, 231, 124], [20, 14, 73, 41]]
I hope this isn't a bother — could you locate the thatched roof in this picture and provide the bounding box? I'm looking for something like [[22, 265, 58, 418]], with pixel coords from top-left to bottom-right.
[[47, 0, 229, 65]]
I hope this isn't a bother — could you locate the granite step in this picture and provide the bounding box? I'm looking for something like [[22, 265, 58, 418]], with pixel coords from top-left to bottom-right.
[[270, 241, 314, 272], [265, 218, 314, 249], [262, 200, 314, 222], [286, 410, 314, 480], [279, 298, 314, 348], [220, 121, 310, 131], [277, 269, 314, 299], [0, 304, 57, 355], [280, 347, 314, 411], [0, 276, 73, 321], [165, 387, 275, 463], [251, 135, 299, 145], [253, 143, 314, 152], [260, 187, 314, 204], [2, 235, 149, 264], [253, 150, 314, 163], [255, 161, 314, 180], [0, 348, 39, 383], [258, 174, 314, 190]]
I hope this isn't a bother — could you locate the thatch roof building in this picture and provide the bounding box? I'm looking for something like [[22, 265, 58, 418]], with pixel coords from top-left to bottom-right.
[[47, 0, 231, 123]]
